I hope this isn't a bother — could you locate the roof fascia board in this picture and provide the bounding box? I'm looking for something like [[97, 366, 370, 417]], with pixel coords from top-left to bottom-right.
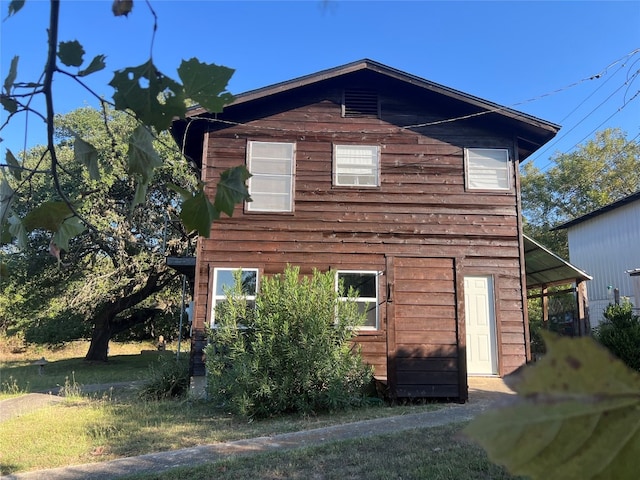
[[552, 190, 640, 230]]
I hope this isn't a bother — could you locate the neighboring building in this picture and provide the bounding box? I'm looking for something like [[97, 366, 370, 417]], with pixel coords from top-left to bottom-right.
[[171, 59, 560, 401], [553, 191, 640, 325]]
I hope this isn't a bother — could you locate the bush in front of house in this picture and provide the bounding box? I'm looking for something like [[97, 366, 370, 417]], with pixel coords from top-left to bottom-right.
[[205, 265, 373, 418], [593, 300, 640, 371], [138, 354, 190, 400]]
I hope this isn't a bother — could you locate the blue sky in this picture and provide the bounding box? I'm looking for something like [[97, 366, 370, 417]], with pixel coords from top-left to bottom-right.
[[1, 0, 639, 171]]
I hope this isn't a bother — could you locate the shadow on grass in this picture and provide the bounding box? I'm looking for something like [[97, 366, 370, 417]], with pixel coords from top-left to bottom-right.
[[1, 351, 176, 393]]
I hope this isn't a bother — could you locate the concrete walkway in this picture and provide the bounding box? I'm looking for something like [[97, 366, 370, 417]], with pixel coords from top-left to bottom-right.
[[0, 378, 513, 480]]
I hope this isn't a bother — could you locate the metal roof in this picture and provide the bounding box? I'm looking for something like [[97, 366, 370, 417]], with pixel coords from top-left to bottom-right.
[[524, 234, 592, 288]]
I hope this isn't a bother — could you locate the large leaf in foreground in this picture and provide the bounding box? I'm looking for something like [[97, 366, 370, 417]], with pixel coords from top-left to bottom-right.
[[110, 60, 186, 132], [180, 187, 219, 237], [52, 216, 85, 251], [213, 165, 251, 217], [178, 58, 234, 113], [464, 333, 640, 480], [22, 201, 72, 232]]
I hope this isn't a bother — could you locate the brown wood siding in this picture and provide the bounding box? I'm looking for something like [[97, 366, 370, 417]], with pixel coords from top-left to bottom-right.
[[189, 91, 528, 388], [388, 257, 460, 398]]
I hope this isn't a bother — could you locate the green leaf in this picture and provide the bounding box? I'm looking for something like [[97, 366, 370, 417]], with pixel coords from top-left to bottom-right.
[[0, 95, 18, 114], [0, 177, 14, 224], [0, 220, 11, 245], [166, 182, 191, 202], [58, 40, 85, 68], [180, 188, 219, 236], [213, 166, 251, 217], [132, 180, 149, 207], [178, 58, 234, 113], [8, 214, 27, 249], [127, 126, 161, 207], [74, 137, 100, 180], [78, 55, 107, 77], [110, 60, 186, 132], [127, 125, 161, 183], [6, 0, 24, 19], [464, 333, 640, 480], [5, 149, 22, 180], [22, 201, 73, 232], [52, 216, 85, 251], [3, 56, 18, 93]]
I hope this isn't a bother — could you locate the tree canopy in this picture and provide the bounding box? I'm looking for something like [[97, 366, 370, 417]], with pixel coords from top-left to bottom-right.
[[520, 128, 640, 256], [2, 105, 198, 360], [0, 0, 251, 360], [1, 0, 250, 262]]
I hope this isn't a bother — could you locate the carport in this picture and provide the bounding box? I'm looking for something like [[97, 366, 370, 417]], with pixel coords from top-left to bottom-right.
[[524, 235, 592, 336]]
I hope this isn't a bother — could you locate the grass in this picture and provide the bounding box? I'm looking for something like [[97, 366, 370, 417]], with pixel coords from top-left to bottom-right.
[[120, 422, 521, 480], [0, 340, 442, 475], [0, 390, 441, 474], [0, 339, 184, 395]]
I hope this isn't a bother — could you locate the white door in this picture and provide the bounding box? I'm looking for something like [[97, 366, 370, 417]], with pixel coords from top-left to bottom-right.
[[464, 276, 498, 375]]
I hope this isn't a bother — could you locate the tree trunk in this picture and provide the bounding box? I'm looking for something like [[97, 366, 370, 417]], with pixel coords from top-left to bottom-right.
[[83, 268, 174, 362], [85, 319, 113, 362]]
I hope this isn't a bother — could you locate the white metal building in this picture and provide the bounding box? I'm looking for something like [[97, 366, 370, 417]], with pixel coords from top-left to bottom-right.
[[554, 191, 640, 326]]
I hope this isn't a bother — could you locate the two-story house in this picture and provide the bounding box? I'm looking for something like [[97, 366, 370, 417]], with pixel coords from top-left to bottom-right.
[[171, 59, 560, 401]]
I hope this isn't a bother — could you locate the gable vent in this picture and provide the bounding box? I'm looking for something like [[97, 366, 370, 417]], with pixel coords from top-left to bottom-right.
[[342, 89, 380, 118]]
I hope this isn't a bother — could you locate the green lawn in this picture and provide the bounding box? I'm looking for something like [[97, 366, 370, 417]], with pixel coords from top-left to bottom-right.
[[0, 341, 518, 479], [121, 422, 521, 480], [1, 340, 179, 394]]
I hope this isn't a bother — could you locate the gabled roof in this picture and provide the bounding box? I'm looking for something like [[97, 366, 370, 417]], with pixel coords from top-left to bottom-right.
[[172, 59, 560, 167], [524, 234, 592, 288], [552, 190, 640, 230]]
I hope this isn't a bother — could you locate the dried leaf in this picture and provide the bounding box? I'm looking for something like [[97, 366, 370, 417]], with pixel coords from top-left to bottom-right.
[[464, 333, 640, 480], [112, 0, 133, 17]]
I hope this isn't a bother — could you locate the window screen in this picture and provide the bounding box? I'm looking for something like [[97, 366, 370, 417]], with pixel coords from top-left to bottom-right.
[[247, 141, 294, 211], [465, 148, 510, 190], [334, 145, 379, 187]]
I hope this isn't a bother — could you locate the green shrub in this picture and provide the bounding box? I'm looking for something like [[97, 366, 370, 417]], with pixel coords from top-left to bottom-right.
[[593, 301, 640, 371], [205, 265, 373, 418], [138, 354, 190, 400]]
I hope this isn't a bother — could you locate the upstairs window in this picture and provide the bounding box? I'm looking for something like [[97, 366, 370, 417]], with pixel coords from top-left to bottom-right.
[[334, 145, 380, 187], [465, 148, 510, 191], [337, 271, 379, 330], [247, 141, 295, 212]]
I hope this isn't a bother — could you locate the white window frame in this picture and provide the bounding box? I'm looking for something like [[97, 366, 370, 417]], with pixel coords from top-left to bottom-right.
[[336, 270, 379, 330], [464, 148, 511, 191], [247, 141, 295, 212], [333, 144, 380, 187], [211, 267, 259, 327]]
